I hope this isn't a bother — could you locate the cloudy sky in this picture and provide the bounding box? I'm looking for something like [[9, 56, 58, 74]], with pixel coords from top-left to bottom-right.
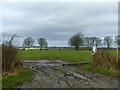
[[2, 2, 118, 47]]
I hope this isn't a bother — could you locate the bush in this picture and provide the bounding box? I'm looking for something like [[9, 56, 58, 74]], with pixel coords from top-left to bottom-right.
[[92, 49, 119, 72], [2, 44, 20, 76]]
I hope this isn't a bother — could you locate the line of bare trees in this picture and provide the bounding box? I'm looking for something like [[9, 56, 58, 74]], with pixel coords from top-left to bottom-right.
[[22, 33, 119, 50], [69, 33, 120, 50]]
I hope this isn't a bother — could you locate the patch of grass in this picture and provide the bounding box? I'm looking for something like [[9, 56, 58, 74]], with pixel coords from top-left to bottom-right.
[[2, 67, 33, 88], [92, 49, 119, 71], [17, 50, 92, 62], [80, 64, 120, 78]]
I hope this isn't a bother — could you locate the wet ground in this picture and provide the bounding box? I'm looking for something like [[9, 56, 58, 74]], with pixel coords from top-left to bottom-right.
[[18, 60, 118, 88]]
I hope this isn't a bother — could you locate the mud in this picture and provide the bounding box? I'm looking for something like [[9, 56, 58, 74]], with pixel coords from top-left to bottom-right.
[[18, 60, 118, 88]]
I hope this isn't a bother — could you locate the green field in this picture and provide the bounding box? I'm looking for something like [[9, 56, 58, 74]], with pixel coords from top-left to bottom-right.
[[17, 50, 92, 62], [17, 49, 119, 78]]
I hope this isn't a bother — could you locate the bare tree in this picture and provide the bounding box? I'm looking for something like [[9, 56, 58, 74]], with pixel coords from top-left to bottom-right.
[[89, 37, 96, 47], [104, 36, 113, 49], [84, 37, 90, 47], [38, 38, 48, 50], [68, 33, 84, 50], [114, 35, 120, 48], [8, 35, 17, 46], [84, 37, 96, 47], [95, 37, 102, 47], [2, 33, 18, 46], [2, 34, 20, 73], [23, 37, 34, 50]]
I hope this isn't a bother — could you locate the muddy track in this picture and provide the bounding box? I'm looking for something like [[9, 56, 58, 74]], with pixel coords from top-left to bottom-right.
[[18, 60, 118, 88]]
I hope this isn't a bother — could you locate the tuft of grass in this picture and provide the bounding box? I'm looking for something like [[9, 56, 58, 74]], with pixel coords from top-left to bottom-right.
[[92, 49, 119, 72], [17, 50, 92, 62], [2, 67, 33, 88], [80, 64, 120, 78]]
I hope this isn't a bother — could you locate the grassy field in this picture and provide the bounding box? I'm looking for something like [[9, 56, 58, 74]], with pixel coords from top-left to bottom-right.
[[2, 67, 33, 88], [17, 49, 119, 78], [17, 50, 92, 62]]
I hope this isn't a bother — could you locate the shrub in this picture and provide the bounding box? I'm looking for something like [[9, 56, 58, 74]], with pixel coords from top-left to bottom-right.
[[92, 49, 119, 72], [2, 44, 20, 76]]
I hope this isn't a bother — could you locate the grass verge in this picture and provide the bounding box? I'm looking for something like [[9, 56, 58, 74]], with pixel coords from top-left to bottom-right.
[[80, 64, 120, 78], [2, 67, 33, 88]]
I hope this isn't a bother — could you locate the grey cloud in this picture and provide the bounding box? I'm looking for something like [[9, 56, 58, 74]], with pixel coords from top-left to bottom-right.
[[2, 2, 118, 46]]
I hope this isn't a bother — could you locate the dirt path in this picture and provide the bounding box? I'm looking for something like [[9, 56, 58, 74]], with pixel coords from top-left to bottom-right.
[[18, 60, 118, 88]]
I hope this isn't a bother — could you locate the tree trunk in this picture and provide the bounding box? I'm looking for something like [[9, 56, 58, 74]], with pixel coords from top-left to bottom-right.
[[40, 44, 42, 50], [75, 45, 79, 50], [28, 46, 29, 50], [107, 43, 110, 49]]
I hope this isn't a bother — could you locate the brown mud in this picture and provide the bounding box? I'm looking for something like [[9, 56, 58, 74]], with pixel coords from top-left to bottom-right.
[[18, 60, 118, 88]]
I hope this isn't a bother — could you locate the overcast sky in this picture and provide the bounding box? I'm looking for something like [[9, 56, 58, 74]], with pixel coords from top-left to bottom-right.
[[2, 2, 118, 47]]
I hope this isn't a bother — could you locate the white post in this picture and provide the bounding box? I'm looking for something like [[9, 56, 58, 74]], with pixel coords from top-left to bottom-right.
[[92, 46, 97, 55]]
